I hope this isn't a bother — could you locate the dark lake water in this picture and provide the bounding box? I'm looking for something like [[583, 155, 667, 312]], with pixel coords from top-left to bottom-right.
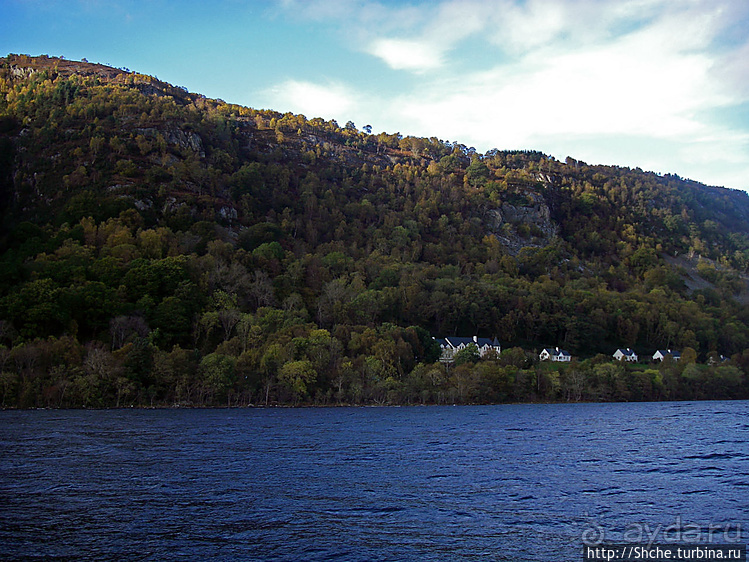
[[1, 401, 747, 561]]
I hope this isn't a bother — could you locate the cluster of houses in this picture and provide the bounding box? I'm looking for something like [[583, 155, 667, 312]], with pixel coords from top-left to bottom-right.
[[613, 348, 680, 363], [539, 346, 658, 363], [611, 349, 727, 364], [537, 347, 690, 363], [436, 337, 720, 365]]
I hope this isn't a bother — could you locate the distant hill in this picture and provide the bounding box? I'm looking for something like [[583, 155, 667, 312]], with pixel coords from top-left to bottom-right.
[[1, 54, 748, 407]]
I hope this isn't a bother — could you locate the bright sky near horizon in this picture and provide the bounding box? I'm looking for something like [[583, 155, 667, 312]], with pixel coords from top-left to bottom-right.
[[2, 0, 748, 191]]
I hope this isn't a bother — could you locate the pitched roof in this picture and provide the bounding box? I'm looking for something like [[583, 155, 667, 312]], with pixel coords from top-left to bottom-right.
[[475, 337, 498, 348], [444, 336, 474, 348], [543, 347, 570, 356], [443, 336, 499, 348]]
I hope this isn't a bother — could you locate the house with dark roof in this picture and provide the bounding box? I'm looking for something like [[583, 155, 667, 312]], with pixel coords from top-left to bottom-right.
[[613, 348, 638, 362], [653, 349, 681, 362], [539, 347, 571, 362], [437, 336, 501, 363]]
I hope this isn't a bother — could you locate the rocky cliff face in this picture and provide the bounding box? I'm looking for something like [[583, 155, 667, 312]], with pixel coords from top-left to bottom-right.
[[135, 126, 205, 157], [486, 189, 557, 255]]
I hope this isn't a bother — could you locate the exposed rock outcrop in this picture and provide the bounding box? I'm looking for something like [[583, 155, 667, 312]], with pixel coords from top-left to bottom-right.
[[164, 127, 204, 157], [136, 126, 205, 157], [486, 190, 557, 255]]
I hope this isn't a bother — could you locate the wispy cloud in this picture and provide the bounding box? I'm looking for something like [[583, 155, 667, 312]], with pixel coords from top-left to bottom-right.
[[365, 1, 486, 71], [368, 38, 443, 71], [264, 79, 359, 120]]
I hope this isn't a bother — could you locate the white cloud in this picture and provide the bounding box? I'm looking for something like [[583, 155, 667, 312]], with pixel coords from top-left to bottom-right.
[[265, 80, 358, 120], [713, 39, 749, 98], [369, 38, 443, 71], [488, 0, 571, 53], [366, 1, 486, 71], [390, 25, 721, 148]]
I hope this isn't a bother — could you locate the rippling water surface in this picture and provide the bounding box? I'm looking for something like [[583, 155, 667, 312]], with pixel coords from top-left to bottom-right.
[[1, 402, 748, 561]]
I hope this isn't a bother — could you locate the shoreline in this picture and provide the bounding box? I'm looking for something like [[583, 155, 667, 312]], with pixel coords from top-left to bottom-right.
[[3, 396, 745, 412]]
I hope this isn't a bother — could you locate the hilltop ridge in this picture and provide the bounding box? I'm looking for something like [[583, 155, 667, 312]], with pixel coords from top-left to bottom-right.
[[1, 54, 749, 407]]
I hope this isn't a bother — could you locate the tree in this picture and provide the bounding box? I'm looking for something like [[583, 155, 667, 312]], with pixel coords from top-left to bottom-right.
[[123, 337, 155, 394], [681, 347, 698, 365], [465, 158, 490, 188], [712, 365, 743, 398], [278, 360, 316, 402], [3, 279, 69, 339], [152, 296, 193, 346], [454, 344, 480, 366], [110, 315, 149, 350], [199, 353, 236, 405], [592, 362, 629, 401]]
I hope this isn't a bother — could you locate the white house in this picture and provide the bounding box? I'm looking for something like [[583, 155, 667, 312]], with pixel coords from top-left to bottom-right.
[[438, 336, 501, 363], [539, 347, 571, 362], [653, 349, 681, 362], [613, 348, 638, 362]]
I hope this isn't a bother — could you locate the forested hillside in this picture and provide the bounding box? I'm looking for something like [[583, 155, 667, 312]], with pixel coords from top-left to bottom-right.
[[1, 54, 749, 407]]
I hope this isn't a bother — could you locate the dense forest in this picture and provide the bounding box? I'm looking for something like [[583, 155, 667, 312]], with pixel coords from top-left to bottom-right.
[[1, 54, 749, 408]]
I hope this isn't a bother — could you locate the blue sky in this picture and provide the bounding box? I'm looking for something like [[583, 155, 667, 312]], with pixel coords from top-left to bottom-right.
[[2, 0, 749, 191]]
